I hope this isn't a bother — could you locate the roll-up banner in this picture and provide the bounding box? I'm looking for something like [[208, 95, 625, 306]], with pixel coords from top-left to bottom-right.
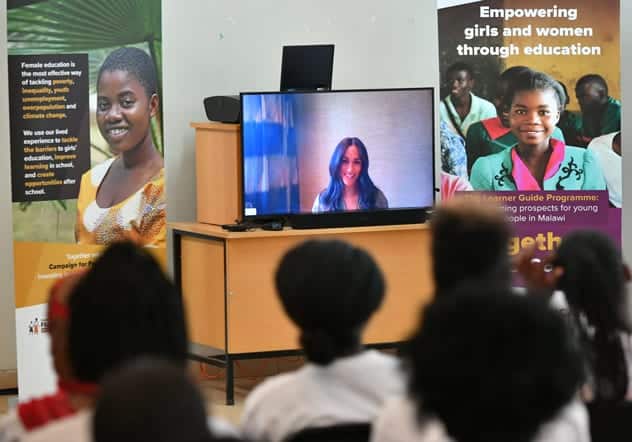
[[437, 0, 621, 262], [7, 0, 164, 399]]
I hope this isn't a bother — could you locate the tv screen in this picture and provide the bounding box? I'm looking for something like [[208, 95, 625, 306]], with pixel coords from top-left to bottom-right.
[[280, 44, 334, 91], [240, 88, 435, 228]]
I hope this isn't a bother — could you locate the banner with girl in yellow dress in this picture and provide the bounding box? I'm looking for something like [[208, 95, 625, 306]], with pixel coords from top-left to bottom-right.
[[6, 0, 164, 399]]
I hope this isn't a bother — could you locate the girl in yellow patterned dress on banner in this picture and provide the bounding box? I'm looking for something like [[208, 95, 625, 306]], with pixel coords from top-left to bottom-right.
[[75, 47, 165, 246]]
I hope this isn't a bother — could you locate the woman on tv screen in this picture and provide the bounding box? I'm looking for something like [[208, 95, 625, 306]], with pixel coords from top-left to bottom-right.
[[312, 137, 388, 212]]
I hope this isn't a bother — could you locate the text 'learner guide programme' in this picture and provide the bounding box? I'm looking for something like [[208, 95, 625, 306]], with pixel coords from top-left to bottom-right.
[[8, 54, 90, 202]]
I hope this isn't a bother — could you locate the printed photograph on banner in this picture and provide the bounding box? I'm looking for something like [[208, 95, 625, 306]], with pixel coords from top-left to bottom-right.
[[437, 0, 621, 256], [7, 0, 164, 246], [6, 0, 164, 399]]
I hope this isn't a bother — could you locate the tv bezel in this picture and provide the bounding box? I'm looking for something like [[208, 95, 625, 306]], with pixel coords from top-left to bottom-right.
[[239, 87, 436, 229], [280, 44, 335, 92]]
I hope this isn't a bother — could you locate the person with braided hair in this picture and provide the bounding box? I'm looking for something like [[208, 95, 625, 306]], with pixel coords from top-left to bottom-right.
[[240, 239, 404, 442], [553, 231, 632, 398], [518, 229, 632, 441]]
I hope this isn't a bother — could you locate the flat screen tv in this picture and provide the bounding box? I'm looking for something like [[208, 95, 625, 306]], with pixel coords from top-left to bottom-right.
[[280, 44, 334, 91], [240, 88, 435, 229]]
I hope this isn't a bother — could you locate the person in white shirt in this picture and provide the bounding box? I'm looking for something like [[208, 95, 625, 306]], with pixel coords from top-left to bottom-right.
[[371, 199, 591, 442], [587, 131, 621, 207], [372, 394, 589, 442], [372, 286, 585, 442], [0, 271, 88, 442], [240, 239, 405, 442]]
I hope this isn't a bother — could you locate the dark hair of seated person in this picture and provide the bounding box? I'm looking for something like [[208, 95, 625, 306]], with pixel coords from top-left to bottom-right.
[[93, 358, 209, 442], [67, 241, 188, 384], [405, 284, 584, 442], [275, 239, 385, 365], [553, 229, 631, 404], [430, 197, 512, 295]]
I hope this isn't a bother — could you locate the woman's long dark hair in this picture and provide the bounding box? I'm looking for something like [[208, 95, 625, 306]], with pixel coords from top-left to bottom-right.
[[554, 230, 630, 403], [319, 137, 381, 211]]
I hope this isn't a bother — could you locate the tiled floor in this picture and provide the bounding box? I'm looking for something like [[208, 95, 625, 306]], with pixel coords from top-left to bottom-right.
[[0, 392, 17, 415], [0, 395, 10, 415], [199, 377, 253, 425], [195, 356, 305, 425]]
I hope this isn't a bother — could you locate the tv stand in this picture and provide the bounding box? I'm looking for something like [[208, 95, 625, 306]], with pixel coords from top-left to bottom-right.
[[170, 221, 433, 404]]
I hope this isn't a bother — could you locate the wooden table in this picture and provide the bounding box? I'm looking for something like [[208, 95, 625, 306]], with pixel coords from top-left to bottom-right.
[[170, 222, 434, 404]]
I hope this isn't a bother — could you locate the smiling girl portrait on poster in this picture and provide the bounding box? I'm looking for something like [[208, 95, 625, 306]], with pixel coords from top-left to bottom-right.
[[75, 47, 166, 246], [469, 70, 606, 192]]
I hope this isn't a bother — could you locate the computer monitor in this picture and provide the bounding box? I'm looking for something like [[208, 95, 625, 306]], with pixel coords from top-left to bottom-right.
[[280, 44, 334, 91], [240, 88, 435, 229]]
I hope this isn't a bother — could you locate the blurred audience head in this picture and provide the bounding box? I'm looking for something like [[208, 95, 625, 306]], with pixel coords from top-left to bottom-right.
[[93, 357, 212, 442], [431, 196, 512, 295], [275, 239, 385, 365], [406, 284, 584, 442], [68, 241, 188, 384]]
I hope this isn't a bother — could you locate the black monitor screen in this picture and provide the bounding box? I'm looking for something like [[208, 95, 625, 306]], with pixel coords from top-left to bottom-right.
[[280, 44, 334, 91], [240, 88, 435, 225]]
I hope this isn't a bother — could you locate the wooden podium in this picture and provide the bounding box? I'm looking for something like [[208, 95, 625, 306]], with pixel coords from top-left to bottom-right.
[[191, 122, 241, 225], [173, 123, 434, 404]]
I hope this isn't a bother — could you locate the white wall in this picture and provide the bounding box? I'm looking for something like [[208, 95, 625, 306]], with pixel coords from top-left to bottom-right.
[[162, 0, 438, 230], [0, 0, 18, 372]]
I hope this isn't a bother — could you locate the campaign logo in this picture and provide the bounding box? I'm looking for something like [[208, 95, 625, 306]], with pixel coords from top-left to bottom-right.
[[27, 317, 48, 335]]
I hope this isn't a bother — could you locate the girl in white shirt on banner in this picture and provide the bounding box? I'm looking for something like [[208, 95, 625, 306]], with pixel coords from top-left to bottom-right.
[[587, 131, 621, 207]]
